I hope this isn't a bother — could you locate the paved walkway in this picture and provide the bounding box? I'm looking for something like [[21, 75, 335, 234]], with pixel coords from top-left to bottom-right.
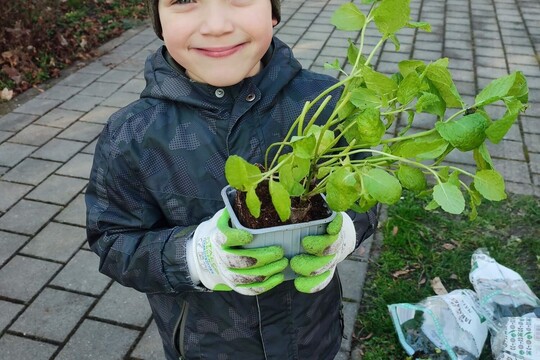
[[0, 0, 538, 359]]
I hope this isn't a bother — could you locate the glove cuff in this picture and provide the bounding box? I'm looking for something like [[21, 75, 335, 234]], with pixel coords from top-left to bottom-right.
[[338, 211, 357, 262], [185, 237, 200, 285]]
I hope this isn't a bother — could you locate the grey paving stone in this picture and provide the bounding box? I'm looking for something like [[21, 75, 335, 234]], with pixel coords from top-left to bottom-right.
[[340, 301, 360, 352], [79, 105, 118, 124], [0, 181, 32, 212], [20, 222, 87, 262], [12, 98, 62, 116], [100, 91, 140, 108], [55, 194, 86, 227], [8, 124, 61, 146], [31, 138, 86, 162], [1, 158, 61, 185], [57, 121, 104, 142], [0, 255, 61, 301], [90, 282, 152, 327], [55, 153, 93, 179], [0, 130, 13, 143], [50, 250, 111, 295], [0, 231, 28, 266], [0, 113, 38, 132], [78, 61, 111, 75], [59, 94, 103, 112], [487, 139, 526, 161], [26, 175, 87, 205], [0, 166, 7, 176], [55, 319, 139, 360], [524, 133, 540, 152], [79, 81, 122, 98], [0, 334, 57, 360], [0, 142, 37, 167], [492, 159, 531, 184], [337, 259, 368, 302], [118, 78, 146, 94], [131, 321, 166, 360], [36, 85, 81, 101], [10, 288, 95, 342], [99, 69, 138, 84], [34, 108, 84, 128], [57, 72, 100, 88], [0, 300, 24, 332], [81, 139, 97, 154], [0, 200, 61, 235]]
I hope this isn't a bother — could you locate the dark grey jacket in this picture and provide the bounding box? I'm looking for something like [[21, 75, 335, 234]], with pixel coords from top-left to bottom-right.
[[85, 37, 377, 360]]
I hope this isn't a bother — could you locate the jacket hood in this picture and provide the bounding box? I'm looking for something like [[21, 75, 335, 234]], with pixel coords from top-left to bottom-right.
[[140, 37, 302, 111]]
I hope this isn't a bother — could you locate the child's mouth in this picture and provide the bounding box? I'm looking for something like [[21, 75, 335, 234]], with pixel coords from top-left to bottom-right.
[[195, 44, 245, 58]]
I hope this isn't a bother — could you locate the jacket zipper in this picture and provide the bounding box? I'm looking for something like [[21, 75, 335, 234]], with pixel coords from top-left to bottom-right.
[[255, 295, 268, 360], [174, 300, 189, 358]]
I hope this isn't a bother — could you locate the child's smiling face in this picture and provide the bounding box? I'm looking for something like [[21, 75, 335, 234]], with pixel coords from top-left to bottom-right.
[[158, 0, 277, 87]]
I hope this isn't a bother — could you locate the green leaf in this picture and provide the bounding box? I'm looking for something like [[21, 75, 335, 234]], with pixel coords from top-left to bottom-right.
[[407, 21, 431, 32], [225, 155, 262, 191], [397, 165, 427, 192], [475, 71, 528, 107], [485, 99, 521, 144], [435, 113, 489, 152], [291, 134, 316, 159], [350, 87, 382, 109], [331, 3, 366, 31], [364, 68, 398, 98], [325, 168, 361, 211], [373, 0, 411, 36], [290, 155, 310, 182], [269, 180, 291, 222], [307, 125, 335, 155], [432, 182, 465, 214], [397, 72, 421, 105], [473, 143, 494, 170], [473, 170, 507, 201], [390, 132, 449, 160], [416, 92, 445, 119], [398, 59, 425, 77], [363, 168, 402, 204], [425, 59, 463, 108], [343, 109, 385, 146], [246, 187, 261, 218], [324, 59, 341, 71]]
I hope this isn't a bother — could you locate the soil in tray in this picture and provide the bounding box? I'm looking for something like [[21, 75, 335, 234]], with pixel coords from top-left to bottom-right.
[[233, 181, 331, 229]]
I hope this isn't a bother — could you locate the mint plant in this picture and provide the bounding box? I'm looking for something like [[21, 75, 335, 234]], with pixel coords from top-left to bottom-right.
[[225, 0, 529, 224]]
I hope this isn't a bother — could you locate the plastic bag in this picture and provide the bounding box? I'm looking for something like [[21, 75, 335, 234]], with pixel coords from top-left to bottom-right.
[[469, 249, 540, 359], [469, 248, 540, 328], [490, 317, 540, 360], [388, 289, 488, 359]]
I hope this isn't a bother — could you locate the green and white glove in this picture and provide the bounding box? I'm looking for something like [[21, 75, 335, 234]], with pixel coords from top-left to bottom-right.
[[186, 209, 288, 296], [290, 212, 356, 293]]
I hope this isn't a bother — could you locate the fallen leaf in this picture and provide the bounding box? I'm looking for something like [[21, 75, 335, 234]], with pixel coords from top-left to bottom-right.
[[430, 276, 448, 295], [392, 226, 398, 236], [442, 243, 456, 250], [449, 274, 458, 280], [1, 88, 13, 101], [392, 268, 413, 278]]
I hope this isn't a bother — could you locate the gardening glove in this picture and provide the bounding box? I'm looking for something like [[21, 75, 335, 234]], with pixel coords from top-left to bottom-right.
[[290, 212, 356, 293], [186, 209, 288, 296]]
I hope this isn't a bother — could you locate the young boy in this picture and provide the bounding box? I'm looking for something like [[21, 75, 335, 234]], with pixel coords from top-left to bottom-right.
[[85, 0, 377, 359]]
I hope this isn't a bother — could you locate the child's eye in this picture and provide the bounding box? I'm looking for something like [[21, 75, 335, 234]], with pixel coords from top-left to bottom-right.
[[171, 0, 195, 4]]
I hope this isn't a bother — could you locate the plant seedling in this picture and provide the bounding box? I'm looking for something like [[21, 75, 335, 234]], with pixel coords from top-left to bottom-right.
[[225, 0, 529, 226]]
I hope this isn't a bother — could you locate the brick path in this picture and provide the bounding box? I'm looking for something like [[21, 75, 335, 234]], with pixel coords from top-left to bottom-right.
[[0, 0, 538, 359]]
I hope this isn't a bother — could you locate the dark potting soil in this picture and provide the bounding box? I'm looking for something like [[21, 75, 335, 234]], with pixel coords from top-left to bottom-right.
[[233, 181, 331, 229]]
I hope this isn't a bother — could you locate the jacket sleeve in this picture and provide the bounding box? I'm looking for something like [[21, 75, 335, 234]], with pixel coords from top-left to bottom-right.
[[85, 123, 204, 294]]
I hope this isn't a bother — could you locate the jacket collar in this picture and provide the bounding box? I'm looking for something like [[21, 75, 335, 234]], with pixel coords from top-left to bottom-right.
[[140, 37, 302, 110]]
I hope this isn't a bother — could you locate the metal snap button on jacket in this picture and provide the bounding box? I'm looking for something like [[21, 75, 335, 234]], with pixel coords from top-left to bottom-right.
[[215, 88, 225, 98]]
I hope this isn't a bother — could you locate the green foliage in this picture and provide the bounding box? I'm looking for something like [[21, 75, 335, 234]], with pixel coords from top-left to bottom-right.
[[356, 193, 540, 359], [224, 0, 529, 223]]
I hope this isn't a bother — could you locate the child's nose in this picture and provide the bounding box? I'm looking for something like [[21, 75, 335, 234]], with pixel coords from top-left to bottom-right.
[[199, 5, 234, 35]]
